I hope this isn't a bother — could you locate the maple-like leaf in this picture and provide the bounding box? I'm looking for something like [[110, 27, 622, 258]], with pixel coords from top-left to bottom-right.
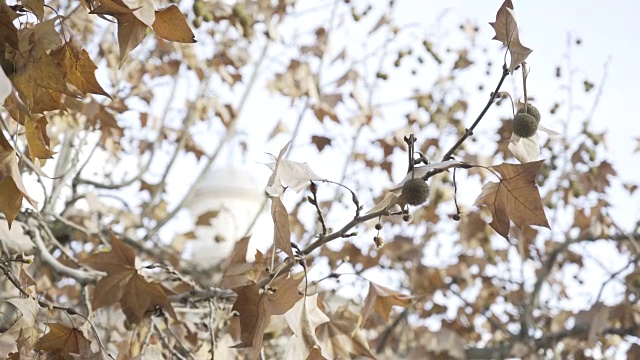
[[50, 39, 110, 97], [152, 5, 196, 43], [316, 305, 376, 359], [284, 294, 330, 360], [36, 322, 92, 359], [219, 236, 267, 289], [361, 282, 412, 323], [489, 0, 532, 73], [0, 132, 38, 227], [271, 196, 294, 260], [266, 141, 324, 198], [25, 116, 55, 160], [474, 160, 550, 240], [81, 233, 176, 324], [231, 276, 303, 359]]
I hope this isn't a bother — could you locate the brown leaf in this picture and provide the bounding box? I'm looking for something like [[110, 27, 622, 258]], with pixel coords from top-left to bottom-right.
[[36, 322, 92, 358], [0, 297, 39, 356], [50, 40, 110, 97], [0, 2, 19, 49], [115, 13, 147, 65], [152, 5, 196, 43], [361, 282, 412, 323], [317, 305, 376, 359], [219, 236, 267, 289], [311, 135, 331, 152], [81, 233, 176, 324], [231, 276, 303, 358], [25, 116, 55, 160], [0, 132, 38, 227], [271, 196, 294, 260], [489, 0, 532, 72], [474, 160, 550, 240], [21, 0, 44, 22]]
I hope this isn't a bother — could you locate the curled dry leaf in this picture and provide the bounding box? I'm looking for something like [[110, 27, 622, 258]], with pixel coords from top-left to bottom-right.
[[266, 140, 324, 198], [489, 0, 532, 73], [0, 132, 38, 228], [361, 282, 412, 323], [231, 276, 303, 359], [474, 160, 550, 240], [316, 305, 376, 359], [271, 196, 295, 260], [284, 294, 330, 360]]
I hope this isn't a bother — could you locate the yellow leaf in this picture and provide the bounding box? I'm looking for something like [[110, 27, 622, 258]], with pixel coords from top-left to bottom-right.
[[50, 40, 111, 97], [25, 116, 55, 160], [0, 132, 38, 227], [152, 5, 196, 43], [116, 13, 147, 65], [474, 160, 550, 240]]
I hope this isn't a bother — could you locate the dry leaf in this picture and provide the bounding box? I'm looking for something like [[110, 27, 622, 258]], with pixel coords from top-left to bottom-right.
[[219, 236, 267, 289], [0, 131, 38, 227], [266, 140, 324, 198], [311, 135, 331, 152], [271, 196, 294, 260], [489, 0, 532, 73], [50, 39, 110, 97], [0, 297, 39, 357], [317, 305, 376, 359], [284, 294, 330, 360], [81, 233, 176, 324], [25, 116, 55, 160], [474, 160, 550, 240], [508, 132, 540, 163], [36, 322, 92, 358], [152, 5, 196, 43], [231, 276, 303, 359], [122, 0, 155, 26], [361, 282, 412, 323]]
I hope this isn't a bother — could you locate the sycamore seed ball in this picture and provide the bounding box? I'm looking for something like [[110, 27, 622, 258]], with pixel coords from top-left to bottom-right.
[[401, 178, 430, 206], [513, 113, 538, 138], [517, 104, 541, 122]]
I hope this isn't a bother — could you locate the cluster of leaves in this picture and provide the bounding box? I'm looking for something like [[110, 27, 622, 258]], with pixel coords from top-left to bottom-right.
[[0, 0, 638, 359]]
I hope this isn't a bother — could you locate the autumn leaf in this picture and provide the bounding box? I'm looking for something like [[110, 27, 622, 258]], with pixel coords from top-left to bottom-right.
[[0, 131, 38, 227], [474, 160, 550, 240], [81, 233, 176, 324], [25, 116, 55, 160], [271, 196, 294, 260], [50, 39, 110, 98], [0, 2, 19, 50], [115, 13, 147, 65], [284, 294, 330, 359], [36, 322, 92, 358], [122, 0, 156, 26], [489, 0, 532, 73], [316, 305, 376, 359], [21, 0, 45, 22], [152, 5, 196, 43], [219, 236, 268, 289], [0, 297, 39, 357], [361, 282, 412, 323], [266, 140, 324, 198], [311, 135, 331, 152], [231, 276, 303, 358]]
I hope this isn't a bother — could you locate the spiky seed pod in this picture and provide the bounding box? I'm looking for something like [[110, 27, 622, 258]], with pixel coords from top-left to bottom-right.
[[402, 178, 430, 206], [513, 113, 538, 138], [517, 104, 541, 122]]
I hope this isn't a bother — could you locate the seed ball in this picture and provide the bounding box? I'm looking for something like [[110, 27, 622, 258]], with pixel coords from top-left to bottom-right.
[[401, 178, 430, 206], [452, 214, 461, 221], [512, 113, 538, 138], [375, 223, 383, 231], [517, 104, 541, 122]]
